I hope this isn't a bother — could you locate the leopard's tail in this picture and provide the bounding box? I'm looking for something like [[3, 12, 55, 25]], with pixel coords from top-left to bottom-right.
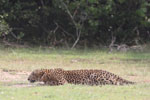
[[117, 78, 136, 85], [123, 80, 135, 85]]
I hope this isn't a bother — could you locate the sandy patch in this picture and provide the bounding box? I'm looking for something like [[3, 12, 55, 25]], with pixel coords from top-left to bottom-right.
[[0, 69, 29, 82], [0, 69, 38, 87]]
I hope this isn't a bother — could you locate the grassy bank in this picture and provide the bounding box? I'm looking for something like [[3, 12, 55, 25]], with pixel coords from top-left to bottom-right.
[[0, 47, 150, 100], [1, 84, 150, 100]]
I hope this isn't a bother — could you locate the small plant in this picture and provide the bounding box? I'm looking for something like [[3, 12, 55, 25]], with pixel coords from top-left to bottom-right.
[[0, 15, 12, 37]]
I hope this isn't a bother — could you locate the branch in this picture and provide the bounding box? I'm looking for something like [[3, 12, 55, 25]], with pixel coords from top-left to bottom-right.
[[71, 28, 81, 49], [53, 22, 59, 34], [40, 0, 45, 7], [59, 0, 85, 49], [54, 21, 75, 40], [73, 3, 81, 18], [59, 0, 77, 27], [10, 32, 19, 40]]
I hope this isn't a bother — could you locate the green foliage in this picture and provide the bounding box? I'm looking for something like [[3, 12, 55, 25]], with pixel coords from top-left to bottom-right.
[[0, 15, 11, 36], [0, 0, 150, 46]]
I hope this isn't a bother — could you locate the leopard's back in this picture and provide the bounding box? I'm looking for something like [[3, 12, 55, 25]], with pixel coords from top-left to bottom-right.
[[63, 69, 135, 85]]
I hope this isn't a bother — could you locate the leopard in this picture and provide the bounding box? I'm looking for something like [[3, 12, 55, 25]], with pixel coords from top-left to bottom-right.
[[28, 68, 135, 86]]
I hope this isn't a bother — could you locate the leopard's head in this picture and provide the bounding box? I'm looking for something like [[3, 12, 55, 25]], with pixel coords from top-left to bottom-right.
[[28, 69, 45, 83]]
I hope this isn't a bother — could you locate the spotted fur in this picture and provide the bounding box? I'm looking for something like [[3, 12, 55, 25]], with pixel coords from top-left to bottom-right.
[[28, 68, 135, 86]]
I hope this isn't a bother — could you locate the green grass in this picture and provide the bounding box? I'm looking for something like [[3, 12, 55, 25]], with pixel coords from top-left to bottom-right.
[[0, 84, 150, 100], [0, 47, 150, 100]]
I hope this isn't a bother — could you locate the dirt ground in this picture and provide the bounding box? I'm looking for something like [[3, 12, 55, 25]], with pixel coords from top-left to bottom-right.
[[0, 69, 29, 82], [0, 69, 44, 87]]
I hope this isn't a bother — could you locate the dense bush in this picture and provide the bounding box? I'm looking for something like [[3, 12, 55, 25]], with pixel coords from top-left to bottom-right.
[[0, 0, 150, 48]]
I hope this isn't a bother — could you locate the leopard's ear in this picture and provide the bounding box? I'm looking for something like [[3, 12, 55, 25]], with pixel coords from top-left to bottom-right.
[[39, 69, 46, 74], [55, 68, 64, 72]]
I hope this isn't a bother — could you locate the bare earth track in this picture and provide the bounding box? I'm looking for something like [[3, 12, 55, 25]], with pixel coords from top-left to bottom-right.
[[0, 69, 44, 87]]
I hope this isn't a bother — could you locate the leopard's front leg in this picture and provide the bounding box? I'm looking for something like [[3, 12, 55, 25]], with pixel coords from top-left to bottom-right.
[[41, 72, 67, 86], [45, 79, 68, 86], [44, 81, 59, 86]]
